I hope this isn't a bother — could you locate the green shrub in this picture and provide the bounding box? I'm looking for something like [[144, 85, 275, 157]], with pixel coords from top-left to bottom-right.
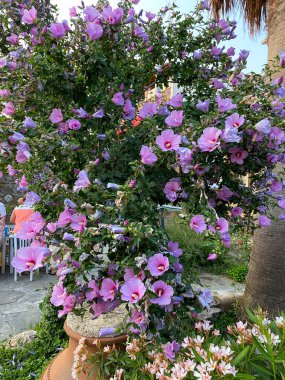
[[226, 263, 248, 283], [0, 289, 67, 380]]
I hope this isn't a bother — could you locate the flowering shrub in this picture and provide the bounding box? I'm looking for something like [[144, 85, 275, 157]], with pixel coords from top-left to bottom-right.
[[82, 311, 285, 380], [0, 0, 285, 335]]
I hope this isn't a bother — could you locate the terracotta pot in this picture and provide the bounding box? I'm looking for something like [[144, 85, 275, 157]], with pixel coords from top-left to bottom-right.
[[41, 321, 127, 380]]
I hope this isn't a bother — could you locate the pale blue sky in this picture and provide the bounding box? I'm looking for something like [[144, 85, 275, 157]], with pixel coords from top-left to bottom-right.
[[56, 0, 267, 73]]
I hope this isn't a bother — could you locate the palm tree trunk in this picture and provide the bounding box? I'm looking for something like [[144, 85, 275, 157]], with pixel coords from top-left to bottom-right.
[[244, 0, 285, 314], [267, 0, 285, 78]]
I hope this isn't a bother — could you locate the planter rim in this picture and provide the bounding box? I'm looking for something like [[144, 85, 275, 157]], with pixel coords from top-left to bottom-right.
[[64, 321, 127, 345]]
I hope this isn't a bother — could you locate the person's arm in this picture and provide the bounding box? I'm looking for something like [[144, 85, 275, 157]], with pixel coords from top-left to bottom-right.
[[10, 209, 16, 223]]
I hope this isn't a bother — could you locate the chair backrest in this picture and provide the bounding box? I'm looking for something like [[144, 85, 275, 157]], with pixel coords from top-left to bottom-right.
[[13, 235, 32, 252]]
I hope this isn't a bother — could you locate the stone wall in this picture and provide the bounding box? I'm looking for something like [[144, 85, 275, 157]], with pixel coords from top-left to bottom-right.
[[0, 176, 19, 215]]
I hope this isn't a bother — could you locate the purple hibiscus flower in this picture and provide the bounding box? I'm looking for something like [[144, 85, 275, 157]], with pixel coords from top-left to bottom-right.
[[148, 253, 169, 276], [140, 145, 158, 165], [49, 23, 66, 39], [258, 215, 271, 226], [100, 279, 119, 301], [198, 127, 221, 152], [190, 215, 207, 233], [165, 110, 183, 127], [49, 108, 63, 124], [228, 147, 248, 165], [196, 99, 210, 113], [167, 241, 183, 258], [163, 178, 181, 202], [12, 246, 44, 273], [85, 22, 103, 40], [22, 7, 37, 24], [121, 278, 146, 303], [156, 129, 181, 151], [73, 170, 91, 192], [139, 102, 157, 119], [217, 186, 233, 201], [151, 280, 174, 306], [216, 95, 236, 112]]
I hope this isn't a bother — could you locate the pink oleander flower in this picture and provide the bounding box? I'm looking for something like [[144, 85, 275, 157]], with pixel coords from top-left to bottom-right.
[[49, 23, 66, 39], [58, 294, 75, 318], [86, 280, 100, 301], [217, 186, 233, 201], [2, 102, 15, 116], [228, 147, 248, 165], [12, 246, 44, 273], [207, 253, 217, 261], [167, 241, 183, 258], [121, 278, 146, 303], [140, 145, 158, 165], [100, 278, 119, 301], [198, 127, 221, 152], [190, 215, 207, 233], [163, 178, 181, 202], [148, 253, 169, 276], [151, 280, 173, 306], [51, 281, 67, 307], [258, 215, 271, 226], [70, 213, 87, 233], [49, 108, 63, 124], [156, 129, 181, 151], [85, 22, 103, 40], [225, 113, 245, 128], [165, 110, 183, 127], [73, 170, 91, 191], [112, 92, 124, 106], [231, 207, 243, 217], [22, 7, 37, 24]]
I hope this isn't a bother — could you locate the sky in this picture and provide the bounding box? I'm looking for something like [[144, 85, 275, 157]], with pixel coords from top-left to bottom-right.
[[54, 0, 267, 73]]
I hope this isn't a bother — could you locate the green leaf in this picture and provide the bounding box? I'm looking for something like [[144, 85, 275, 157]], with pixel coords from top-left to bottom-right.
[[232, 346, 250, 365], [236, 374, 256, 379], [251, 362, 272, 378]]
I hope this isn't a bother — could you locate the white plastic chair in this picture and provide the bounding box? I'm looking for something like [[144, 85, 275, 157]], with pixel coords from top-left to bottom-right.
[[13, 236, 33, 281]]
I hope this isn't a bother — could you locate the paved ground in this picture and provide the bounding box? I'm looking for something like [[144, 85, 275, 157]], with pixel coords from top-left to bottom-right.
[[0, 272, 245, 342], [0, 272, 56, 341]]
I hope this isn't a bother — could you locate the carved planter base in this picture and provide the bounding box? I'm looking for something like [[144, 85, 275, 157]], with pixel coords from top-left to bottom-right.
[[41, 321, 127, 380]]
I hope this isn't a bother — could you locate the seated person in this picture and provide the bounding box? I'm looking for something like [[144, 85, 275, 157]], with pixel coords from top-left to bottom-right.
[[10, 196, 34, 234]]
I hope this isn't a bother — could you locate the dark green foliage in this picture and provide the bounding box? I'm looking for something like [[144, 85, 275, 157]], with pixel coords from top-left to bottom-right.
[[0, 289, 67, 380]]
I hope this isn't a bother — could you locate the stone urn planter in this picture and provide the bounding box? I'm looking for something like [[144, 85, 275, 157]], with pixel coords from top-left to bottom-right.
[[41, 305, 127, 380]]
